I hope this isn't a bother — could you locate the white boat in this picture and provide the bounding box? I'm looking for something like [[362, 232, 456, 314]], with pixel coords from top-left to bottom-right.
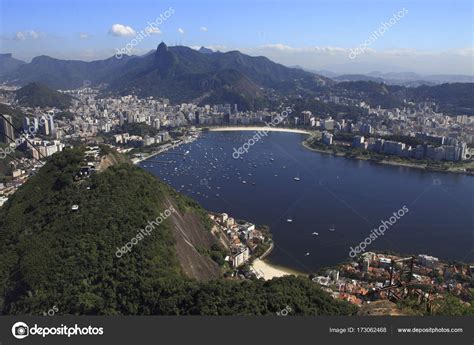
[[242, 180, 247, 184], [286, 218, 293, 223], [312, 232, 319, 236], [294, 173, 301, 181], [305, 252, 310, 256]]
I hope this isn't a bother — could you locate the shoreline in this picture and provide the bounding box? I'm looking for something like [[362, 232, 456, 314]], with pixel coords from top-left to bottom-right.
[[206, 127, 471, 175], [208, 126, 312, 135], [135, 129, 471, 279], [250, 241, 307, 280], [301, 139, 473, 176], [251, 257, 306, 280], [132, 135, 199, 165], [132, 150, 162, 165]]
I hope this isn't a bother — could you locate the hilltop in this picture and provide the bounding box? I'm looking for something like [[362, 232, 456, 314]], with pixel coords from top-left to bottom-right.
[[0, 53, 25, 76], [15, 82, 73, 109]]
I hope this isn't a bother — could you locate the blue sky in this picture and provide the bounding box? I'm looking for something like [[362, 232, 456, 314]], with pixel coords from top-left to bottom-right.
[[1, 0, 473, 74]]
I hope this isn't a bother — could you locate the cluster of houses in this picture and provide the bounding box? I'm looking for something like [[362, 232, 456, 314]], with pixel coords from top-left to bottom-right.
[[312, 252, 474, 311], [210, 212, 266, 268]]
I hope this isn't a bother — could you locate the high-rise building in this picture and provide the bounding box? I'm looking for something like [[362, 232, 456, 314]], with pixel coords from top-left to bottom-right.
[[0, 114, 15, 144], [23, 117, 31, 133], [48, 115, 55, 133], [39, 116, 50, 136], [32, 118, 39, 133], [352, 135, 365, 148], [152, 118, 160, 129], [323, 118, 335, 130], [322, 131, 333, 145], [360, 123, 374, 135]]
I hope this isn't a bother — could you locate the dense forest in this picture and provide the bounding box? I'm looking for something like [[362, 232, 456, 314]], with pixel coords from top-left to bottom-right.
[[15, 82, 72, 109], [0, 148, 357, 315]]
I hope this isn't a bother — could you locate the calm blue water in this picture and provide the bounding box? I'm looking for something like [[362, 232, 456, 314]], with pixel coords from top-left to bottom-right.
[[140, 131, 474, 273]]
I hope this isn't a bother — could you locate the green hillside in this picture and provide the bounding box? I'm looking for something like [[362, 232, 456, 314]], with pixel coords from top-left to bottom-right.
[[15, 82, 72, 109], [0, 148, 357, 315]]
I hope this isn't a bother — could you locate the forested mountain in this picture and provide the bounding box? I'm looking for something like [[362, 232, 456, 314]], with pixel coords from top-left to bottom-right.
[[3, 55, 134, 89], [335, 80, 474, 114], [15, 82, 73, 109], [408, 83, 474, 115], [1, 43, 332, 110], [0, 53, 25, 76], [0, 148, 357, 315]]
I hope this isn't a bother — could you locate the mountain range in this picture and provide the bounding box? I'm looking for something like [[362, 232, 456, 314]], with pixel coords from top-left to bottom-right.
[[321, 70, 474, 87], [1, 44, 473, 114], [0, 53, 25, 77], [1, 43, 331, 110]]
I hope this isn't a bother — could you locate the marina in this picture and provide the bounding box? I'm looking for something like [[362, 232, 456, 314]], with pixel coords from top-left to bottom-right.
[[141, 130, 474, 273]]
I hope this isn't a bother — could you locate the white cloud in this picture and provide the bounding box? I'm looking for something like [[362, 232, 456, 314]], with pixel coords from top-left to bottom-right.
[[241, 44, 474, 75], [14, 30, 40, 41], [177, 28, 185, 34], [256, 44, 359, 55], [79, 32, 90, 40], [191, 45, 227, 52], [446, 48, 474, 57], [14, 32, 26, 40], [200, 26, 208, 32], [206, 45, 226, 52], [145, 26, 161, 35], [109, 24, 136, 37]]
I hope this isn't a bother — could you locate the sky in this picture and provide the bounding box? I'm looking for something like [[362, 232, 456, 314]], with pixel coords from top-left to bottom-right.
[[0, 0, 473, 75]]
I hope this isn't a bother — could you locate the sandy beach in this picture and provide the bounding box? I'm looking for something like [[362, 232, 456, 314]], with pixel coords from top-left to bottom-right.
[[251, 258, 304, 280], [209, 126, 312, 135]]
